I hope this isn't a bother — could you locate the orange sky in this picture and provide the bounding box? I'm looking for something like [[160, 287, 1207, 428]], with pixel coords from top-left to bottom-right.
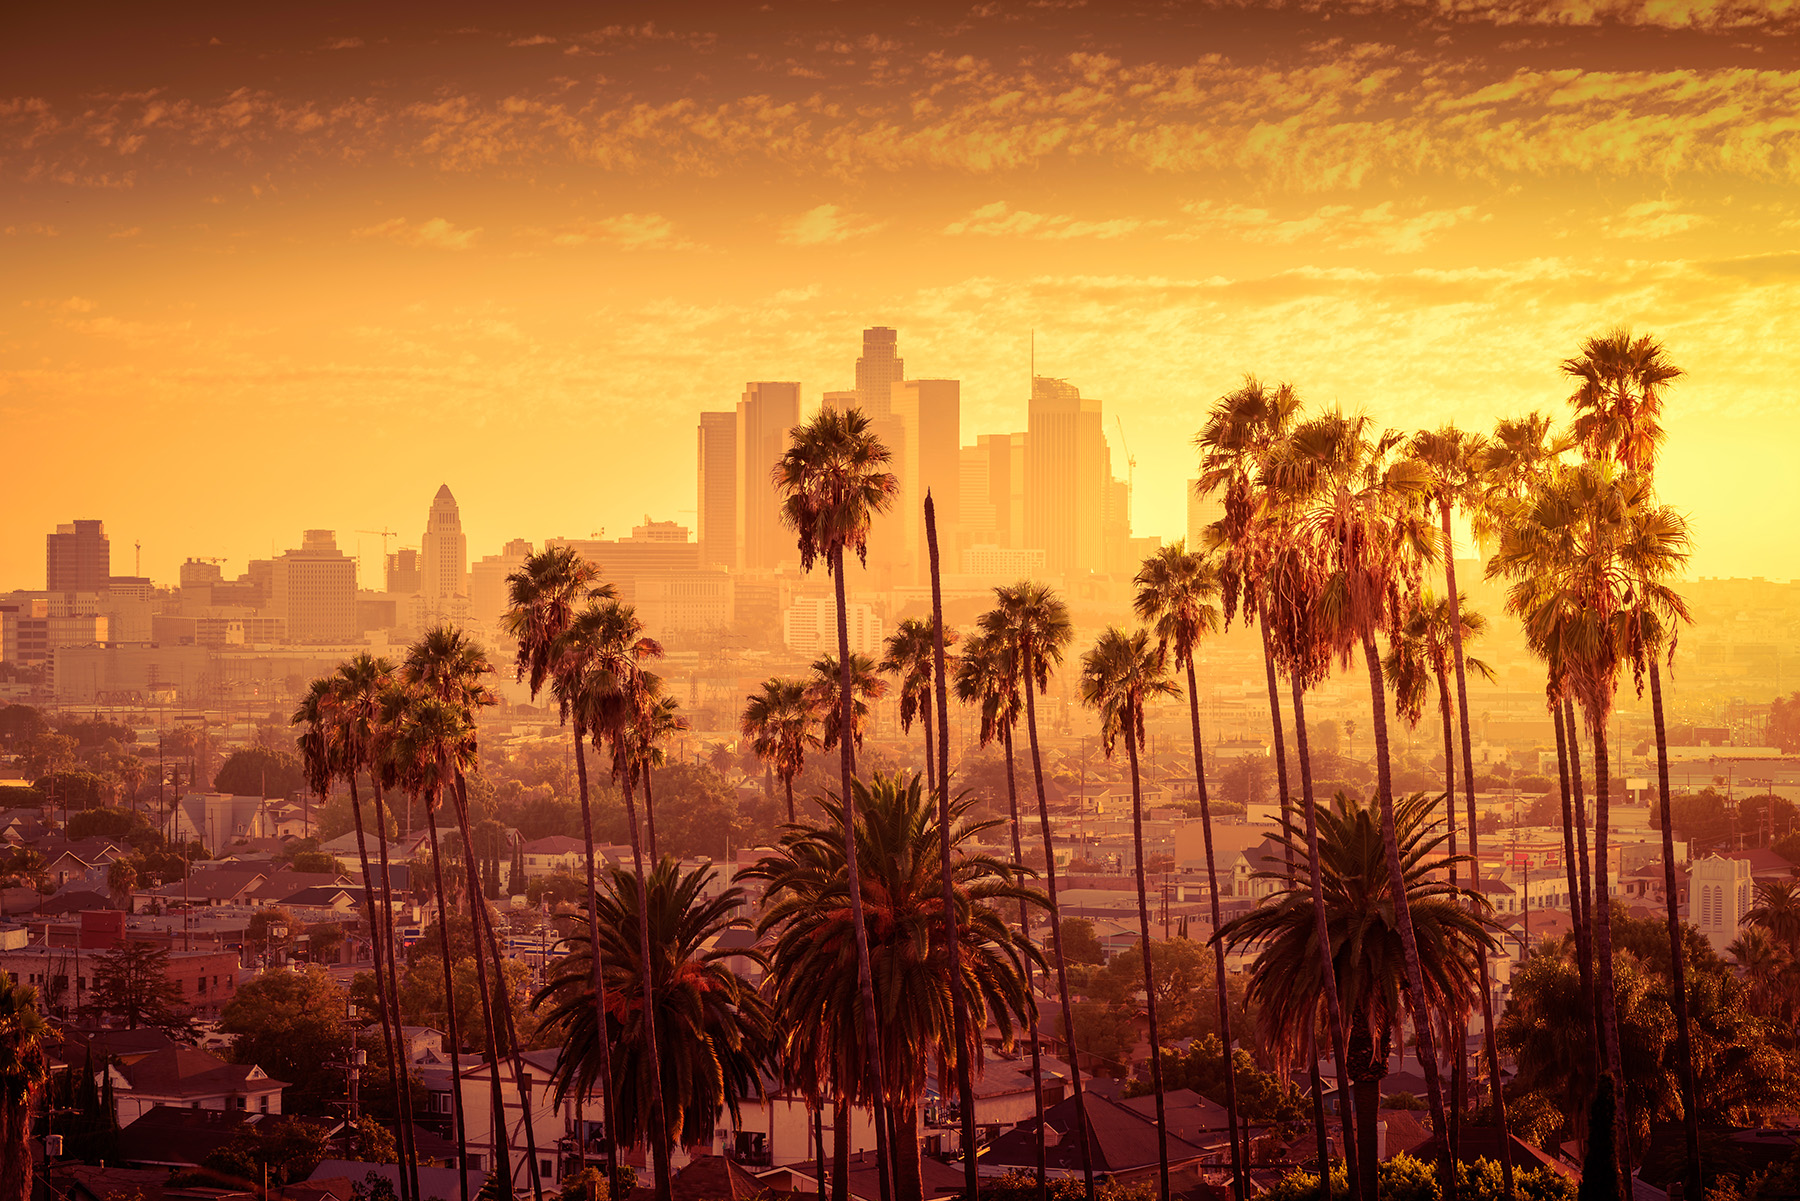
[[4, 1, 1798, 587]]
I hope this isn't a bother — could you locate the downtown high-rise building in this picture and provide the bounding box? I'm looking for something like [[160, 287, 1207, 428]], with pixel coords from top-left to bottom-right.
[[1187, 479, 1225, 552], [736, 382, 801, 571], [46, 520, 109, 592], [855, 327, 903, 418], [419, 484, 468, 600], [270, 530, 357, 643], [893, 378, 960, 577], [1025, 376, 1107, 576], [696, 411, 738, 569]]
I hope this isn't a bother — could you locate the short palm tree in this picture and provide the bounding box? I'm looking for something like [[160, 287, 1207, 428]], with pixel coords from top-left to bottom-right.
[[0, 972, 47, 1201], [750, 774, 1040, 1201], [1079, 626, 1180, 1200], [981, 581, 1095, 1201], [773, 405, 900, 1199], [741, 678, 817, 824], [1728, 926, 1795, 1023], [1220, 790, 1497, 1201], [536, 859, 770, 1172], [1747, 881, 1800, 947], [881, 617, 958, 793], [807, 652, 889, 766], [1132, 542, 1248, 1198], [625, 682, 687, 860]]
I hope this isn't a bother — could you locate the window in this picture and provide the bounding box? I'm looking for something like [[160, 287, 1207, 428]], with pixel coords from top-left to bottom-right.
[[259, 1097, 268, 1113], [540, 1160, 553, 1178]]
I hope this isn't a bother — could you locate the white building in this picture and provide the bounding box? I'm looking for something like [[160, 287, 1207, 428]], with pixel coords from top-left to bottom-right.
[[269, 531, 357, 644], [783, 596, 879, 657], [959, 544, 1047, 579], [419, 485, 469, 605], [1691, 853, 1755, 954]]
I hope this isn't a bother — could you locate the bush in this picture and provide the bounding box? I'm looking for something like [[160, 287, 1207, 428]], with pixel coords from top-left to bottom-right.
[[1260, 1157, 1577, 1201]]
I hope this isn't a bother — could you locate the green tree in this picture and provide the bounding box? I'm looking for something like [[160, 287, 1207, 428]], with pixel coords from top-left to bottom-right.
[[1060, 918, 1104, 966], [212, 746, 307, 799], [202, 1119, 333, 1186], [218, 966, 348, 1115], [741, 678, 816, 825], [0, 972, 48, 1201], [88, 940, 194, 1037], [880, 617, 957, 796], [1129, 1035, 1302, 1125]]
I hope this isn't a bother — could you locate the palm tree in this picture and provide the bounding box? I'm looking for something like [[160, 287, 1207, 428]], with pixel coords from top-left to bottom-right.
[[1219, 790, 1498, 1201], [627, 683, 687, 861], [404, 629, 525, 1199], [537, 859, 770, 1179], [750, 773, 1040, 1201], [741, 678, 817, 824], [388, 690, 476, 1201], [1130, 544, 1247, 1197], [881, 618, 958, 794], [807, 652, 889, 766], [1728, 926, 1794, 1023], [981, 581, 1095, 1201], [1264, 411, 1454, 1195], [1079, 626, 1180, 1199], [0, 972, 47, 1201], [1562, 327, 1683, 475], [369, 683, 424, 1201], [773, 405, 900, 1201], [955, 631, 1048, 1199], [1747, 881, 1800, 947]]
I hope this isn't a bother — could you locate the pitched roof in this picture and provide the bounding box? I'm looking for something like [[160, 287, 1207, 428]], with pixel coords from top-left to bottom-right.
[[983, 1087, 1213, 1173], [668, 1153, 766, 1200], [521, 835, 588, 855], [308, 1160, 486, 1200], [1408, 1125, 1576, 1177], [117, 1046, 287, 1097], [114, 1103, 253, 1166]]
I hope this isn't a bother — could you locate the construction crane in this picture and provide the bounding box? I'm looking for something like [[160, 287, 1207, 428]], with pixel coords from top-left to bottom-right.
[[134, 540, 142, 576], [1114, 416, 1136, 494], [358, 528, 400, 555]]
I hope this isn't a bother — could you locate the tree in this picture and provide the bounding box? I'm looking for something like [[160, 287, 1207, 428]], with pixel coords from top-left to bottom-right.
[[219, 966, 350, 1115], [806, 653, 888, 762], [880, 617, 957, 795], [750, 774, 1038, 1201], [203, 1119, 333, 1186], [1061, 918, 1104, 966], [213, 746, 307, 799], [742, 678, 816, 825], [1219, 790, 1498, 1201], [1771, 693, 1800, 754], [106, 857, 137, 912], [0, 976, 49, 1201], [536, 860, 769, 1189], [89, 940, 194, 1037], [1133, 540, 1248, 1198], [1079, 626, 1180, 1201], [981, 581, 1096, 1201], [1131, 1036, 1303, 1126], [773, 404, 900, 1201]]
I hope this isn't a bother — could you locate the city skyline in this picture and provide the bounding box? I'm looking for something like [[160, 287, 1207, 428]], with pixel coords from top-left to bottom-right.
[[6, 3, 1800, 585]]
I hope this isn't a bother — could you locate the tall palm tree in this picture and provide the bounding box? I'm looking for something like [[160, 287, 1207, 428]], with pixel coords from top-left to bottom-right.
[[627, 683, 687, 861], [1264, 411, 1454, 1196], [572, 600, 673, 1200], [1079, 626, 1180, 1200], [537, 859, 770, 1178], [404, 629, 525, 1198], [388, 690, 476, 1201], [807, 652, 889, 766], [750, 774, 1040, 1201], [1131, 542, 1246, 1199], [741, 678, 817, 824], [1562, 327, 1683, 476], [0, 972, 46, 1201], [981, 581, 1095, 1201], [954, 631, 1048, 1200], [774, 405, 901, 1201], [880, 617, 957, 793], [369, 682, 424, 1201], [1220, 790, 1498, 1201]]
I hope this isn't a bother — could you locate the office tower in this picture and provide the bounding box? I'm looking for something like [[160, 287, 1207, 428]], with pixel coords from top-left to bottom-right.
[[419, 484, 468, 600], [270, 530, 357, 643], [820, 389, 857, 413], [855, 327, 903, 418], [1187, 479, 1225, 551], [697, 411, 739, 569], [46, 520, 110, 592], [1025, 376, 1106, 576], [894, 379, 960, 576], [976, 433, 1028, 549], [386, 548, 422, 595], [470, 539, 533, 626], [736, 382, 801, 571], [179, 559, 223, 591], [959, 446, 998, 548]]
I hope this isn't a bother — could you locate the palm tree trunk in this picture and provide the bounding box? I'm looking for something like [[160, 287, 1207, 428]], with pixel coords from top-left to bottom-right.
[[1650, 662, 1702, 1192], [346, 775, 409, 1201], [450, 775, 517, 1199], [1434, 683, 1461, 1167], [1348, 1017, 1381, 1201], [425, 798, 471, 1201], [1360, 632, 1453, 1201], [1290, 671, 1362, 1201], [1565, 699, 1603, 1058], [643, 762, 659, 862], [830, 545, 894, 1201], [1123, 727, 1172, 1200], [922, 694, 936, 799], [1002, 724, 1048, 1201], [814, 1103, 827, 1201], [1184, 659, 1244, 1199], [1553, 702, 1598, 1050], [891, 1101, 924, 1201], [372, 785, 421, 1201], [1305, 1025, 1328, 1195], [1258, 605, 1294, 873], [1023, 648, 1096, 1201], [1436, 517, 1511, 1197], [832, 1101, 849, 1201], [572, 726, 622, 1191], [924, 496, 978, 1201], [618, 770, 671, 1201], [1589, 705, 1629, 1184], [467, 866, 544, 1200], [783, 774, 797, 826]]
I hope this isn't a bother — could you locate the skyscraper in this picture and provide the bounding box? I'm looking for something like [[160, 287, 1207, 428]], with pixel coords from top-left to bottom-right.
[[46, 520, 109, 592], [736, 382, 801, 571], [854, 327, 903, 418], [1025, 376, 1106, 576], [271, 530, 357, 643], [696, 411, 738, 569], [386, 547, 422, 595], [419, 484, 468, 600], [976, 432, 1028, 549], [1186, 479, 1224, 551], [894, 378, 960, 577]]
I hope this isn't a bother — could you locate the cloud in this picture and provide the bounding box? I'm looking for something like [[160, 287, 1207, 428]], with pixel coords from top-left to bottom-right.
[[508, 34, 558, 46], [1178, 200, 1483, 252], [1602, 199, 1708, 239], [780, 204, 883, 245], [351, 216, 480, 250], [943, 201, 1154, 239], [321, 37, 364, 50], [547, 212, 694, 250]]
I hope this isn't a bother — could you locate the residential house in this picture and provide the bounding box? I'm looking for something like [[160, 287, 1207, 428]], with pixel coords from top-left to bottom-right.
[[108, 1045, 286, 1124], [519, 836, 593, 880]]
